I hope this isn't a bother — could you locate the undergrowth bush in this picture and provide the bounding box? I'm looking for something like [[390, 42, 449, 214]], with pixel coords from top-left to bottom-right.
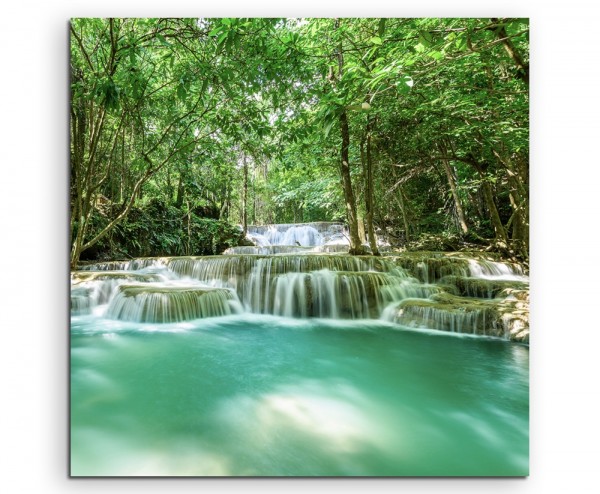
[[81, 199, 245, 261]]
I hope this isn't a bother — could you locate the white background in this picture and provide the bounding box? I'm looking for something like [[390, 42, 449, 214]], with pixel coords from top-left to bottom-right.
[[1, 0, 598, 492]]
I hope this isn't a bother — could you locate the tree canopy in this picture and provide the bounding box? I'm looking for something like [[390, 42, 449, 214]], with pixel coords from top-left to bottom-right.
[[70, 17, 529, 266]]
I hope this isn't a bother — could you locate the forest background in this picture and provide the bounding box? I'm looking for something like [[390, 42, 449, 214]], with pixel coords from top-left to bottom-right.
[[69, 17, 529, 267]]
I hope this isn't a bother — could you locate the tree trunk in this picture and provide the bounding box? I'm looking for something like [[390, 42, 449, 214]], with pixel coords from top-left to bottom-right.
[[508, 192, 523, 239], [438, 142, 468, 234], [220, 183, 231, 221], [365, 120, 380, 255], [397, 187, 411, 243], [334, 21, 365, 256], [242, 153, 248, 235], [252, 161, 257, 225], [490, 18, 529, 85], [339, 111, 366, 255], [175, 172, 185, 208], [185, 198, 192, 256], [480, 177, 507, 243], [490, 145, 529, 253], [358, 139, 367, 245], [70, 228, 84, 269], [357, 209, 367, 244], [470, 161, 508, 244]]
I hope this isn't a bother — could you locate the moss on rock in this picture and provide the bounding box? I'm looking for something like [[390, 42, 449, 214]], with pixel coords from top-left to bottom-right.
[[384, 251, 526, 283], [387, 291, 529, 343], [438, 275, 529, 299], [71, 271, 163, 284]]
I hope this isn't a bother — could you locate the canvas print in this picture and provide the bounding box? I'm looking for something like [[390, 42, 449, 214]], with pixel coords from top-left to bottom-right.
[[70, 17, 529, 476]]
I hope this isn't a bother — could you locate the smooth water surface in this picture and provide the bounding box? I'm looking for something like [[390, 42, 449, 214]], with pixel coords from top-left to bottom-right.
[[71, 313, 528, 476]]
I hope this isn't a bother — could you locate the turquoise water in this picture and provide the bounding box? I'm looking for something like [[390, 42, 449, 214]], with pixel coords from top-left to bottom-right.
[[70, 313, 528, 476]]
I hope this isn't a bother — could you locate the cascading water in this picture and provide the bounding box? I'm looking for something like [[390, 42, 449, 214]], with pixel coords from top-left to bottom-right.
[[223, 245, 315, 255], [105, 284, 240, 323], [71, 271, 167, 312], [78, 257, 168, 272], [233, 222, 392, 255], [71, 224, 529, 476], [246, 222, 346, 247], [382, 295, 507, 338], [258, 270, 432, 319], [467, 258, 526, 281], [167, 255, 431, 318], [73, 254, 428, 322], [387, 252, 525, 284], [72, 250, 528, 341]]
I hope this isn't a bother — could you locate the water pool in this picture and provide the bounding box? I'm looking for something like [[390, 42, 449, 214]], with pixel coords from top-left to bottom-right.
[[70, 313, 528, 476]]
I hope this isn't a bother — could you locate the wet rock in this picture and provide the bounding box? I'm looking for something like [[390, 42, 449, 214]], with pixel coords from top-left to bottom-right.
[[385, 291, 529, 343], [384, 251, 526, 283], [438, 276, 529, 299]]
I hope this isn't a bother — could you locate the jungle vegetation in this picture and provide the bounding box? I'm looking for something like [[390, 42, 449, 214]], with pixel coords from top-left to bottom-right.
[[70, 17, 529, 267]]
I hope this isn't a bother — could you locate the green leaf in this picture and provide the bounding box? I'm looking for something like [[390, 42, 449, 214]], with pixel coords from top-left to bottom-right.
[[208, 27, 222, 37], [177, 84, 187, 100], [156, 33, 171, 47], [419, 31, 433, 45], [217, 31, 228, 46], [370, 36, 382, 46], [323, 118, 336, 138], [396, 75, 414, 94], [455, 34, 467, 51]]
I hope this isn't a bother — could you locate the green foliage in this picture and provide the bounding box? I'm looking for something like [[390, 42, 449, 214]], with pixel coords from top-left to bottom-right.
[[71, 17, 529, 263], [405, 232, 464, 252], [82, 199, 245, 261]]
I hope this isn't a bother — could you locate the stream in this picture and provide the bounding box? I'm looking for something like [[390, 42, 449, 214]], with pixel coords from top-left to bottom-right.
[[70, 223, 529, 476]]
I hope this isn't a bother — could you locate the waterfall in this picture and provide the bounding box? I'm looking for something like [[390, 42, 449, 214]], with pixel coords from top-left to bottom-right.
[[71, 287, 92, 315], [467, 259, 526, 281], [78, 258, 168, 272], [381, 298, 505, 338], [244, 222, 393, 253], [166, 255, 405, 312], [251, 270, 427, 319], [246, 222, 348, 248], [223, 244, 390, 255], [247, 224, 324, 247], [105, 284, 240, 323], [71, 232, 529, 341], [71, 255, 427, 322], [223, 245, 315, 255], [70, 271, 166, 312], [388, 253, 525, 284]]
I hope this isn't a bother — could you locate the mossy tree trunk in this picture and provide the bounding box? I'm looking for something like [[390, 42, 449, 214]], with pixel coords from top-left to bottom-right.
[[335, 21, 366, 256], [365, 118, 380, 255], [339, 110, 365, 254]]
